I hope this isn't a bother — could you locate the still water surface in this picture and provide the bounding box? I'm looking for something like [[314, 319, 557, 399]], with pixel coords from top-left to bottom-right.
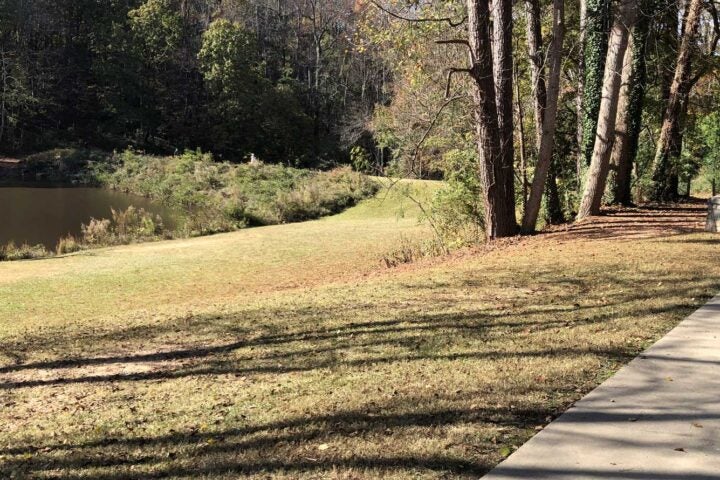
[[0, 186, 177, 249]]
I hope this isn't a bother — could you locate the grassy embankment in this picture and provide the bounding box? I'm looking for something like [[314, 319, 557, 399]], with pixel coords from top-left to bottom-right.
[[1, 182, 719, 479], [1, 149, 378, 259]]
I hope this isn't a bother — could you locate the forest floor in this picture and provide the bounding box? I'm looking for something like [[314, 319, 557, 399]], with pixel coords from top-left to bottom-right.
[[0, 185, 718, 479]]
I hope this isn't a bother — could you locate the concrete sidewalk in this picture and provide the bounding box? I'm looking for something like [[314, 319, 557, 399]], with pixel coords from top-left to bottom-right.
[[482, 295, 720, 480]]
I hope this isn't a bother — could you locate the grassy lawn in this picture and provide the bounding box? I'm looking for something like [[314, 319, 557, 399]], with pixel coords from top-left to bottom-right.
[[1, 184, 719, 479]]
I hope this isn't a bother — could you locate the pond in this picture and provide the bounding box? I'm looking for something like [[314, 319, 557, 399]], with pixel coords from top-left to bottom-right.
[[0, 186, 179, 250]]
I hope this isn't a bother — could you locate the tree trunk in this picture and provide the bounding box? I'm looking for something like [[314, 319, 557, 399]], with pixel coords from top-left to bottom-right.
[[608, 35, 634, 203], [524, 0, 547, 148], [491, 0, 517, 234], [577, 0, 637, 220], [467, 0, 518, 239], [0, 50, 6, 145], [580, 0, 611, 167], [651, 0, 702, 202], [521, 0, 565, 232], [546, 162, 565, 224], [514, 61, 529, 208], [576, 0, 587, 180], [613, 4, 650, 205]]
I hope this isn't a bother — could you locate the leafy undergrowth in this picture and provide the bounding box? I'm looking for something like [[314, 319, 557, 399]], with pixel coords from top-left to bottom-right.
[[0, 194, 718, 479], [101, 150, 379, 235]]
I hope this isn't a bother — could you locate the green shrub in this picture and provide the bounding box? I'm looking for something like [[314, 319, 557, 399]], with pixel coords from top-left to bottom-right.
[[428, 149, 485, 248], [350, 146, 373, 174], [11, 148, 379, 254], [22, 148, 112, 184], [105, 150, 378, 230], [271, 167, 377, 222]]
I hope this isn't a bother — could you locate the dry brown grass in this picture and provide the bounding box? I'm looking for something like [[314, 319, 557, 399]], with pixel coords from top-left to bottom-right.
[[1, 194, 719, 479]]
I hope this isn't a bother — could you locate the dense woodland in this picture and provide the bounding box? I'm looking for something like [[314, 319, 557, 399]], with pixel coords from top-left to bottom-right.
[[1, 0, 719, 236], [0, 0, 388, 165]]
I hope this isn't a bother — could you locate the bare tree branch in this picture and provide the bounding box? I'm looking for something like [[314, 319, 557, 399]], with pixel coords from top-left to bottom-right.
[[435, 39, 471, 47], [444, 68, 472, 98], [407, 95, 466, 176], [370, 0, 467, 27], [687, 0, 719, 87]]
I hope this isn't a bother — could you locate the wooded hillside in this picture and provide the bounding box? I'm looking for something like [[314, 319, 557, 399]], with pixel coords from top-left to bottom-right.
[[2, 0, 719, 235]]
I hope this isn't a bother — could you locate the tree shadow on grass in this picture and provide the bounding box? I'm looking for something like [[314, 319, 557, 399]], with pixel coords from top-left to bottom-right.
[[2, 234, 720, 478], [546, 200, 708, 241], [1, 266, 709, 374], [0, 277, 706, 390], [4, 388, 720, 479], [0, 400, 550, 478]]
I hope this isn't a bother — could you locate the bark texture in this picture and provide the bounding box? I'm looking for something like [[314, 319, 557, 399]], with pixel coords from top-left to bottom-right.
[[577, 0, 637, 220], [576, 0, 587, 178], [521, 0, 565, 232], [491, 0, 517, 235], [608, 36, 634, 203], [466, 0, 517, 238], [524, 0, 547, 147], [651, 0, 702, 202], [612, 3, 650, 205]]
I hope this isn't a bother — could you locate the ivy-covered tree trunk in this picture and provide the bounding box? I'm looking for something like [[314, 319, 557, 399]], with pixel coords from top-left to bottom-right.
[[467, 0, 518, 238], [651, 0, 702, 202], [611, 4, 650, 205], [577, 0, 637, 220], [576, 0, 587, 178], [580, 0, 611, 167]]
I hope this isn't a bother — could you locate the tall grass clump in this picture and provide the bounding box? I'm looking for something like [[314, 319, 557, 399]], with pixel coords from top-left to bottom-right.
[[81, 206, 165, 247], [51, 207, 165, 258], [0, 242, 49, 261], [381, 234, 447, 268], [56, 236, 83, 255]]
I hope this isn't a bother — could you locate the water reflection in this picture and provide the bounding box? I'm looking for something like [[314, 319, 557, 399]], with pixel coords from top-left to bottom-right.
[[0, 186, 178, 249]]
